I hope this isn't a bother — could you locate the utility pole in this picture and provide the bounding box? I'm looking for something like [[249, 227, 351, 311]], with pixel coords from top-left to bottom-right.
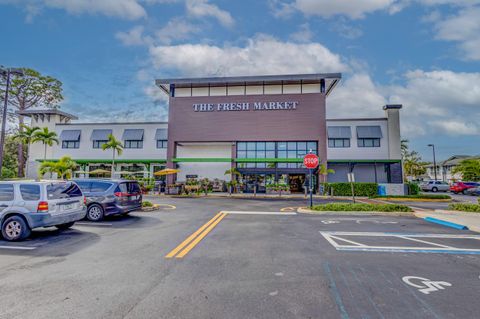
[[428, 144, 437, 181]]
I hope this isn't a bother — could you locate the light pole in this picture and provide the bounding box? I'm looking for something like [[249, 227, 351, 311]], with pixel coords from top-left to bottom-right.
[[428, 144, 437, 181], [0, 67, 24, 177]]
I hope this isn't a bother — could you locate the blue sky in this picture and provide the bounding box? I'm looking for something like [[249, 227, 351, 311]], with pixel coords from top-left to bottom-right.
[[1, 0, 479, 161]]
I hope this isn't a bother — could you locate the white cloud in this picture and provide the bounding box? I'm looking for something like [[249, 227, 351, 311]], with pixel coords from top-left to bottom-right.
[[115, 26, 151, 46], [433, 6, 480, 60], [148, 34, 348, 76], [46, 0, 146, 19], [155, 17, 200, 44], [185, 0, 234, 27], [329, 69, 480, 137], [289, 23, 313, 42], [290, 0, 399, 19], [0, 0, 147, 20]]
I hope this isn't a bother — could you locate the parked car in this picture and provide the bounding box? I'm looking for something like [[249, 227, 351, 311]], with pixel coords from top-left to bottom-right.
[[450, 182, 480, 194], [420, 180, 450, 192], [74, 179, 142, 221], [464, 187, 480, 196], [0, 181, 86, 241]]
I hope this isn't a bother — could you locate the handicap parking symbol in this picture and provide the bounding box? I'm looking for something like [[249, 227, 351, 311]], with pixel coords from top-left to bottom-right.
[[402, 276, 452, 295]]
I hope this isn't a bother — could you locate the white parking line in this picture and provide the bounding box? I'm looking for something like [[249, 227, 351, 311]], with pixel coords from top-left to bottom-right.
[[320, 231, 480, 255], [221, 211, 296, 215], [0, 245, 36, 250]]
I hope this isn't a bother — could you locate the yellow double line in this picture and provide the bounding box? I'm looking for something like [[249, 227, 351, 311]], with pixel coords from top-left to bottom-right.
[[165, 212, 227, 259]]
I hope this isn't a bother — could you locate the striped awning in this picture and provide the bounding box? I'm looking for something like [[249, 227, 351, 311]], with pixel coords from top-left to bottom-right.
[[90, 129, 112, 141], [122, 129, 144, 141], [356, 126, 383, 138], [60, 130, 81, 141], [327, 126, 351, 138], [155, 128, 168, 140]]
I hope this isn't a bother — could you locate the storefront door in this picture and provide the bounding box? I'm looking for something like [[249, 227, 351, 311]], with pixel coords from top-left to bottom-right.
[[289, 174, 305, 193]]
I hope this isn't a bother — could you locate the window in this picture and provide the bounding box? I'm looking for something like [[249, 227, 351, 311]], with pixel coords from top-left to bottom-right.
[[62, 141, 79, 149], [47, 182, 82, 199], [93, 140, 108, 149], [75, 181, 91, 192], [358, 138, 380, 147], [124, 140, 143, 149], [90, 182, 113, 192], [0, 184, 14, 201], [328, 138, 350, 148], [20, 184, 41, 200], [157, 140, 167, 149]]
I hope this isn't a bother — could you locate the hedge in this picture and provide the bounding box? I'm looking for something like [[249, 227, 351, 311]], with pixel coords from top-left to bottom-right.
[[448, 203, 480, 213], [371, 194, 451, 200], [311, 203, 413, 212], [406, 182, 420, 195], [322, 182, 378, 197]]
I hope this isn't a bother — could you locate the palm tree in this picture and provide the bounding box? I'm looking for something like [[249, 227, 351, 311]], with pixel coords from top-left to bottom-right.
[[224, 167, 241, 195], [318, 163, 335, 195], [102, 134, 123, 178], [39, 156, 77, 180], [33, 127, 59, 160], [13, 124, 40, 177]]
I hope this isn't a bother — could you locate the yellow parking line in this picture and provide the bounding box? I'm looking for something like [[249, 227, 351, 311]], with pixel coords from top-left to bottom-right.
[[280, 207, 297, 212], [175, 213, 227, 258], [165, 212, 224, 258]]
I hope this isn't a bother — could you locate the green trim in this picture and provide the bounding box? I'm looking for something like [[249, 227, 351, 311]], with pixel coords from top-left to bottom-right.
[[235, 158, 303, 163], [172, 158, 232, 163], [327, 159, 401, 163], [37, 159, 166, 164]]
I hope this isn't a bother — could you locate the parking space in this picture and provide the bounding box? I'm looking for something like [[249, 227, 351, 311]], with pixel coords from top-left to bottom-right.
[[0, 197, 479, 319]]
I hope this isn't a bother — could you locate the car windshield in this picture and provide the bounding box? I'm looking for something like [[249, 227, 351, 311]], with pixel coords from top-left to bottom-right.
[[47, 182, 82, 199]]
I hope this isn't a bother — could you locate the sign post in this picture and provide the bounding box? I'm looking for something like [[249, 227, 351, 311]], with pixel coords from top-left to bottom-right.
[[348, 172, 356, 203], [303, 153, 319, 208]]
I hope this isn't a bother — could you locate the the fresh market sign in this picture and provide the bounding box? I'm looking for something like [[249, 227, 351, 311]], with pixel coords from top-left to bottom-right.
[[192, 101, 298, 112]]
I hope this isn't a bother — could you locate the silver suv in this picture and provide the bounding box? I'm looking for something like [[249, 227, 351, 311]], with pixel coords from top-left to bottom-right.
[[0, 181, 87, 241], [420, 180, 450, 192]]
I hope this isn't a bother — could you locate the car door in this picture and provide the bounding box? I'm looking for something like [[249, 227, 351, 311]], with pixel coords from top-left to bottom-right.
[[0, 183, 15, 215], [18, 184, 42, 213]]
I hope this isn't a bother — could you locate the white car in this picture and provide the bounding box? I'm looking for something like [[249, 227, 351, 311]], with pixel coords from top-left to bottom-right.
[[420, 180, 450, 192], [0, 181, 86, 241]]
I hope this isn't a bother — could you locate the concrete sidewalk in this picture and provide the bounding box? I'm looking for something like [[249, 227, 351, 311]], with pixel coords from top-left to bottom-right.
[[415, 210, 480, 233]]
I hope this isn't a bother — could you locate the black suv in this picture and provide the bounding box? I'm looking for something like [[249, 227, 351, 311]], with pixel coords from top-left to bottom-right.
[[74, 179, 142, 221]]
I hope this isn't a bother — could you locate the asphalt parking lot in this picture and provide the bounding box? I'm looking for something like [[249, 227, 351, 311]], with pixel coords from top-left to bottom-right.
[[0, 197, 479, 319]]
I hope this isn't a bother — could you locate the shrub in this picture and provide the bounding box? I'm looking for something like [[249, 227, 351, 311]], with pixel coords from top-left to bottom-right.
[[371, 194, 451, 200], [323, 183, 378, 197], [406, 182, 420, 195], [311, 203, 413, 212], [448, 203, 480, 213], [142, 201, 153, 207]]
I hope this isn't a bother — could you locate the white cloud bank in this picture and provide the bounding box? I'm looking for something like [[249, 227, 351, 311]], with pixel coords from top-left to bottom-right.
[[147, 36, 480, 137]]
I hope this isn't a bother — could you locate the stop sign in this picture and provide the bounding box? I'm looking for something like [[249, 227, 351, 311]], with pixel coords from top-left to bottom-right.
[[303, 153, 319, 169]]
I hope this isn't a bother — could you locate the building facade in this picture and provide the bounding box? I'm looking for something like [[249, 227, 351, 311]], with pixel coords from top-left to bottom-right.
[[23, 73, 403, 193]]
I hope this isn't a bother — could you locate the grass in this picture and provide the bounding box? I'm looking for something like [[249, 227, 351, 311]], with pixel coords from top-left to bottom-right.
[[448, 203, 480, 213], [371, 194, 451, 200], [311, 203, 413, 212], [142, 200, 153, 207]]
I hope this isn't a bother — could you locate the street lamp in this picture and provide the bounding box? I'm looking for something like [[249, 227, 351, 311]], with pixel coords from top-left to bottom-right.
[[428, 144, 437, 181], [0, 67, 24, 177]]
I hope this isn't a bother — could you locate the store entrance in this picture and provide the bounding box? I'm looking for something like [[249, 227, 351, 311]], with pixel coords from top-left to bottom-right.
[[288, 174, 306, 193]]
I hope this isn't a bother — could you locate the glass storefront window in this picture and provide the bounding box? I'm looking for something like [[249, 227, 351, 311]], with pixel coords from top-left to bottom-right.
[[237, 142, 247, 151], [278, 142, 287, 150], [247, 142, 256, 150], [256, 142, 265, 150], [237, 151, 247, 158], [266, 142, 275, 150], [266, 151, 275, 158]]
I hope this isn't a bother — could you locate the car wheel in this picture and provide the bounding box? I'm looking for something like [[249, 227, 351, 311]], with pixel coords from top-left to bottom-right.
[[432, 187, 438, 192], [462, 190, 467, 195], [1, 216, 31, 241], [55, 222, 75, 230], [86, 204, 104, 222]]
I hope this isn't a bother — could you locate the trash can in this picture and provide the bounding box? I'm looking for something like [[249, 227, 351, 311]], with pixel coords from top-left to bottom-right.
[[377, 185, 386, 196]]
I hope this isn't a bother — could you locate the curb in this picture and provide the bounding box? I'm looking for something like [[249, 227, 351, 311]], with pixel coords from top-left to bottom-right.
[[423, 217, 469, 230]]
